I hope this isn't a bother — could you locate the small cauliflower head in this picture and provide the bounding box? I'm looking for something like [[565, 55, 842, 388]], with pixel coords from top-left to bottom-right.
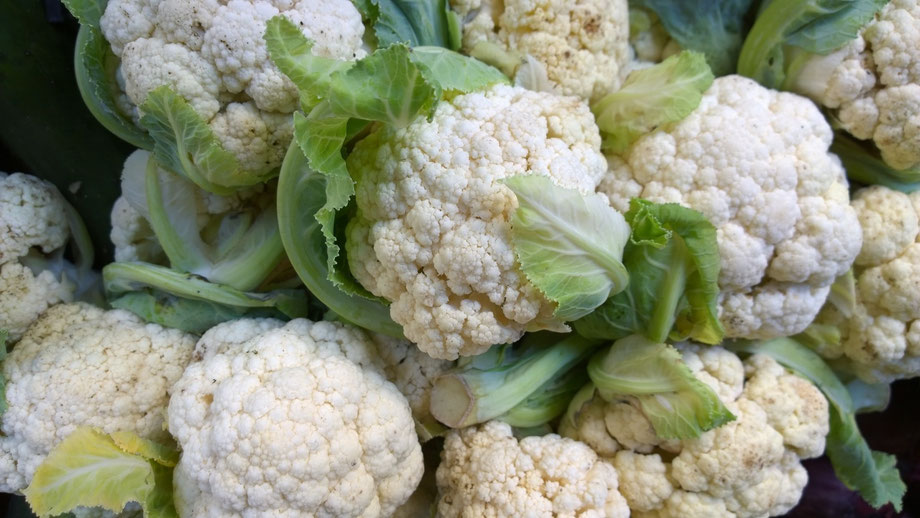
[[0, 173, 76, 341], [600, 75, 862, 339], [451, 0, 629, 101], [98, 0, 366, 173], [436, 420, 630, 518], [109, 196, 165, 264], [346, 84, 608, 359], [168, 318, 424, 518], [789, 0, 920, 171], [0, 303, 196, 493], [562, 346, 829, 518], [812, 185, 920, 382]]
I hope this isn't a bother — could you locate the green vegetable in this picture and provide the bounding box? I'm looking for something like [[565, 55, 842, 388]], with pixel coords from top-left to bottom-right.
[[23, 428, 178, 518], [737, 0, 887, 89], [504, 175, 630, 322], [728, 338, 907, 511], [499, 366, 587, 429], [593, 51, 714, 154], [127, 150, 284, 291], [575, 199, 723, 345], [632, 0, 758, 76], [359, 0, 463, 50], [587, 335, 736, 439], [104, 262, 310, 333], [277, 143, 402, 337], [430, 334, 599, 428]]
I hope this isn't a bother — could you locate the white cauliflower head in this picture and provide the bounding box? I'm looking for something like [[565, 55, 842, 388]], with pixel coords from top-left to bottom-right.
[[436, 420, 630, 517], [99, 0, 366, 173], [450, 0, 629, 101], [562, 346, 829, 518], [0, 303, 196, 493], [599, 75, 862, 339], [812, 185, 920, 382], [167, 318, 424, 517], [790, 0, 920, 171], [109, 196, 165, 264], [345, 84, 608, 359], [0, 172, 81, 341]]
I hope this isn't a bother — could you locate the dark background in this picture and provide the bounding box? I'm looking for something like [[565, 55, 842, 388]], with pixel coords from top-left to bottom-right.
[[0, 1, 916, 516]]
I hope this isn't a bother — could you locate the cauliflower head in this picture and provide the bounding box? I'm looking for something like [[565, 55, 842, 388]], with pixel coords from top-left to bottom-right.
[[345, 84, 608, 359], [0, 173, 79, 341], [450, 0, 629, 101], [599, 75, 862, 339], [436, 420, 630, 518], [0, 303, 196, 493], [789, 0, 920, 171], [98, 0, 366, 173], [811, 185, 920, 382], [168, 318, 424, 517], [110, 196, 165, 264], [562, 346, 829, 518]]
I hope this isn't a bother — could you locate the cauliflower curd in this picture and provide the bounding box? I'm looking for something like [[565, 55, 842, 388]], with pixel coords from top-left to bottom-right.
[[600, 75, 862, 339], [98, 0, 366, 173], [167, 318, 423, 517], [346, 84, 608, 359]]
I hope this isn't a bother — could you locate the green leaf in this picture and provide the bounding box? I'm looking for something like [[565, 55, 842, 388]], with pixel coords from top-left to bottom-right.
[[575, 199, 723, 345], [588, 335, 736, 439], [372, 0, 459, 49], [103, 262, 310, 331], [633, 0, 757, 76], [832, 132, 920, 193], [61, 0, 106, 28], [594, 51, 714, 154], [499, 366, 587, 429], [263, 16, 356, 109], [503, 175, 630, 322], [24, 429, 157, 517], [277, 143, 402, 336], [410, 47, 509, 93], [727, 337, 906, 511], [738, 0, 887, 88], [139, 87, 272, 194], [109, 432, 179, 468]]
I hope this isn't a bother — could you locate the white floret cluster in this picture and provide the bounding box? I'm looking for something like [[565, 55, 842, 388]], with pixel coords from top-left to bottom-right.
[[98, 0, 367, 173], [561, 345, 829, 518]]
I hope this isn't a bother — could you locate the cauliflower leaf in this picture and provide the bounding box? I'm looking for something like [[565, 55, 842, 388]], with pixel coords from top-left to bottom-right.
[[23, 428, 178, 518], [832, 132, 920, 192], [367, 0, 462, 50], [504, 175, 630, 322], [593, 51, 713, 154], [576, 199, 723, 345], [587, 334, 736, 439]]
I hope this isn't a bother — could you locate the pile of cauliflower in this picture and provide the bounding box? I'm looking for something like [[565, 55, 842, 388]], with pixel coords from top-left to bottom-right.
[[5, 0, 920, 517]]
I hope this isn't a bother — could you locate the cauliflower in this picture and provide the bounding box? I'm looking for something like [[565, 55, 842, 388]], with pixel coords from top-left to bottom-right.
[[450, 0, 630, 101], [345, 84, 608, 359], [0, 302, 196, 493], [98, 0, 366, 173], [436, 420, 630, 517], [0, 173, 77, 341], [562, 345, 829, 518], [809, 185, 920, 382], [599, 75, 862, 339], [788, 0, 920, 171], [168, 318, 424, 517], [109, 196, 165, 264]]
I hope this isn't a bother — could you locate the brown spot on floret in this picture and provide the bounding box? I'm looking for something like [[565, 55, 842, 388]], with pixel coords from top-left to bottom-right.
[[584, 15, 601, 34]]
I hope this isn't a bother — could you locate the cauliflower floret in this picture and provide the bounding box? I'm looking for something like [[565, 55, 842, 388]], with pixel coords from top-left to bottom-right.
[[436, 420, 629, 517], [599, 75, 862, 339], [346, 84, 607, 359], [99, 0, 366, 174], [168, 318, 423, 517], [0, 263, 74, 342], [451, 0, 629, 101], [563, 345, 829, 518], [790, 0, 920, 171], [0, 303, 196, 493], [812, 185, 920, 382], [110, 196, 166, 264], [0, 172, 69, 263]]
